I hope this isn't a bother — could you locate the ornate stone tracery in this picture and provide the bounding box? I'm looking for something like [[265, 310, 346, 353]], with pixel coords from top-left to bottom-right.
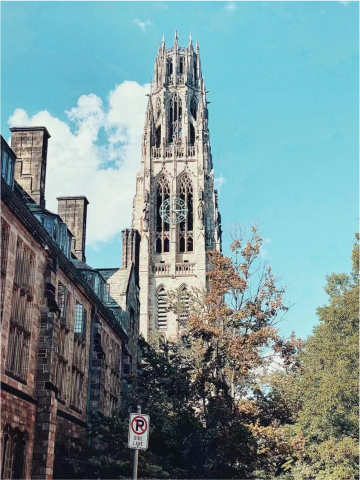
[[178, 174, 194, 253], [132, 34, 222, 340], [156, 175, 170, 253]]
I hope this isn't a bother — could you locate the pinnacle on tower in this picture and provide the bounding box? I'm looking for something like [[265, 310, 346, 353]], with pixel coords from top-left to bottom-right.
[[162, 34, 165, 48], [189, 31, 192, 45], [174, 30, 178, 45]]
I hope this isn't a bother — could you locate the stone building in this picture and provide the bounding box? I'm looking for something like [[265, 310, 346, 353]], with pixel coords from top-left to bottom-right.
[[132, 33, 222, 340], [0, 130, 136, 480], [97, 227, 141, 380]]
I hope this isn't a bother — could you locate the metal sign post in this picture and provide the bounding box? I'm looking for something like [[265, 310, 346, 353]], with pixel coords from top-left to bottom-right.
[[128, 406, 150, 480]]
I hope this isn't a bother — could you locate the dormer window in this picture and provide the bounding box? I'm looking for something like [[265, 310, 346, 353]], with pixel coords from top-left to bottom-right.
[[44, 217, 54, 237], [1, 138, 15, 188]]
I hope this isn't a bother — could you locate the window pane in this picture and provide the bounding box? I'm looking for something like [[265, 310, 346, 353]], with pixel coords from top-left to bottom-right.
[[1, 150, 8, 179], [44, 218, 53, 237], [58, 284, 67, 320], [74, 302, 84, 335]]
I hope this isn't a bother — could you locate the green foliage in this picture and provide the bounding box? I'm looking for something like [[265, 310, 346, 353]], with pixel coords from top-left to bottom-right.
[[62, 227, 301, 480], [255, 234, 359, 479]]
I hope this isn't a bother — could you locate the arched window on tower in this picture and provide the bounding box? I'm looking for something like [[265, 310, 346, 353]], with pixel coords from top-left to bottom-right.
[[157, 287, 168, 330], [190, 97, 197, 120], [178, 284, 190, 329], [167, 58, 173, 76], [155, 126, 161, 148], [179, 56, 185, 74], [193, 58, 197, 83], [156, 176, 170, 253], [156, 99, 161, 121], [178, 175, 194, 253], [168, 94, 182, 143], [189, 123, 195, 146]]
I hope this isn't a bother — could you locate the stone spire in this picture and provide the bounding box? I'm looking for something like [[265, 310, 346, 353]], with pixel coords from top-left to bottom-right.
[[132, 34, 221, 341]]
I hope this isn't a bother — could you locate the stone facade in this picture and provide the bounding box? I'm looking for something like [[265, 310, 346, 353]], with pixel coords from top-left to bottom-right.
[[1, 134, 130, 480], [132, 33, 222, 340], [97, 229, 141, 383]]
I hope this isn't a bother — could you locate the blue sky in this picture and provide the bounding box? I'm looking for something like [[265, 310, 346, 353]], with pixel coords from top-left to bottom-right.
[[1, 1, 358, 339]]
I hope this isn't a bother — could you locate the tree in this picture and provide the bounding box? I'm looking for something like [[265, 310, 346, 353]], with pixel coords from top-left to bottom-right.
[[61, 224, 306, 479], [61, 336, 201, 479], [254, 234, 359, 480], [165, 224, 296, 478]]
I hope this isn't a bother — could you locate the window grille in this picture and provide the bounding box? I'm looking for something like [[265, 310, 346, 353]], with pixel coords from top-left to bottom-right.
[[1, 218, 10, 273], [74, 302, 86, 338], [6, 238, 34, 383], [1, 219, 10, 321], [71, 304, 86, 412], [157, 288, 167, 330], [1, 273, 6, 322], [178, 175, 194, 253], [57, 284, 67, 320], [107, 339, 121, 414], [56, 283, 70, 402], [156, 176, 170, 253], [14, 240, 35, 292]]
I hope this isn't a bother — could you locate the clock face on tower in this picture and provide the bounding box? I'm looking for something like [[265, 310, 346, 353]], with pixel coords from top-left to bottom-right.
[[160, 197, 188, 225]]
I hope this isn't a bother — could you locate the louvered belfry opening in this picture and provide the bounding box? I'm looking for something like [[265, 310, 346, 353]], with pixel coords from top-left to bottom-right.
[[179, 285, 190, 328], [157, 287, 168, 330]]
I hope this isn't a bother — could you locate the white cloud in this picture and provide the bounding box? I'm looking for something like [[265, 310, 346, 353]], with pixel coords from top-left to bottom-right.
[[339, 1, 349, 5], [8, 81, 150, 248], [224, 2, 237, 12], [214, 175, 227, 193], [134, 18, 152, 32]]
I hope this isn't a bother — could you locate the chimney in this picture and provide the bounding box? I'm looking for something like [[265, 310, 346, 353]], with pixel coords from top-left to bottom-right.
[[57, 196, 89, 262], [10, 126, 51, 208], [121, 229, 140, 286]]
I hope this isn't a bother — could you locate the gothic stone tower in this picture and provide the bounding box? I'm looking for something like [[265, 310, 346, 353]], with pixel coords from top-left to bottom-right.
[[132, 32, 222, 341]]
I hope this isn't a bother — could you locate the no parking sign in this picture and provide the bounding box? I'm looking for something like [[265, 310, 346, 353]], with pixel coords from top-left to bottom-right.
[[128, 413, 150, 450]]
